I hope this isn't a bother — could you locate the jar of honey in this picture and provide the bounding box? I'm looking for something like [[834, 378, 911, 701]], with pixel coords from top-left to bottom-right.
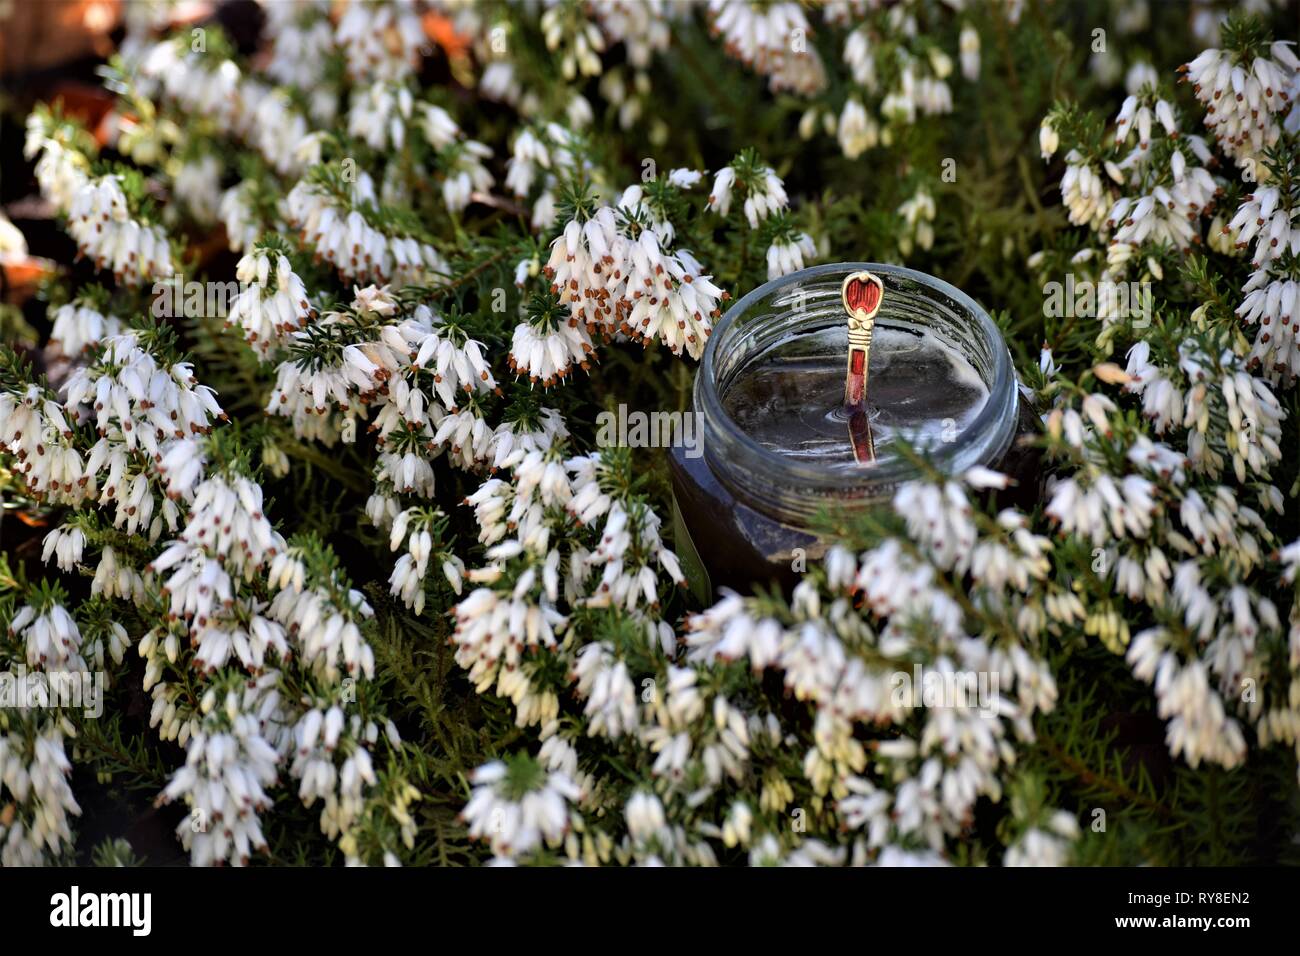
[[669, 262, 1040, 597]]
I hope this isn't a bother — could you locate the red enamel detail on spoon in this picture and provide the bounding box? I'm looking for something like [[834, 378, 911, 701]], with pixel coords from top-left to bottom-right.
[[846, 349, 866, 405], [844, 275, 882, 318]]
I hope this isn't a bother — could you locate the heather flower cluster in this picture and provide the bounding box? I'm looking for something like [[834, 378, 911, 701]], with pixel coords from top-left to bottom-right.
[[1032, 14, 1300, 787], [2, 0, 1298, 871]]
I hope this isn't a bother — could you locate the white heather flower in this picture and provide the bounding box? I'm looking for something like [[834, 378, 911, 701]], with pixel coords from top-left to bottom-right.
[[1125, 60, 1159, 95], [928, 48, 954, 82], [505, 127, 551, 197], [745, 167, 788, 229], [688, 514, 1053, 851], [1124, 341, 1184, 432], [377, 449, 436, 497], [219, 181, 262, 253], [462, 758, 581, 859], [91, 545, 146, 603], [573, 642, 640, 737], [285, 174, 448, 287], [624, 788, 667, 842], [685, 592, 781, 669], [1239, 274, 1300, 378], [1034, 120, 1055, 161], [260, 0, 334, 89], [874, 846, 950, 867], [41, 524, 85, 573], [668, 167, 703, 190], [568, 455, 685, 609], [617, 183, 680, 245], [509, 314, 594, 387], [492, 407, 567, 471], [882, 53, 953, 124], [453, 574, 565, 691], [531, 188, 559, 230], [65, 176, 173, 285], [0, 386, 92, 507], [388, 507, 463, 613], [9, 600, 83, 670], [251, 90, 311, 177], [707, 0, 826, 95], [380, 309, 494, 415], [893, 479, 978, 572], [798, 109, 819, 145], [1222, 184, 1300, 381], [514, 255, 537, 288], [1181, 42, 1299, 171], [352, 284, 399, 319], [25, 126, 89, 216], [464, 479, 511, 547], [843, 26, 877, 91], [269, 571, 375, 683], [1005, 811, 1080, 866], [1227, 187, 1299, 271], [1106, 186, 1212, 253], [420, 103, 461, 151], [537, 735, 580, 780], [1060, 151, 1108, 229], [287, 702, 382, 858], [336, 0, 425, 84], [1045, 473, 1158, 547], [959, 23, 980, 81], [159, 685, 280, 866], [432, 408, 495, 470], [708, 166, 735, 216], [347, 82, 413, 152], [621, 240, 725, 359], [541, 3, 605, 80], [441, 140, 495, 214], [227, 250, 312, 359], [48, 301, 122, 358], [480, 61, 522, 106], [766, 232, 817, 279], [837, 98, 878, 159], [260, 437, 290, 481], [897, 188, 936, 255], [77, 613, 132, 671], [723, 800, 754, 848], [64, 332, 224, 506], [1126, 628, 1247, 769], [544, 207, 623, 336], [173, 154, 222, 224], [590, 0, 671, 70], [0, 719, 81, 866], [135, 40, 247, 133]]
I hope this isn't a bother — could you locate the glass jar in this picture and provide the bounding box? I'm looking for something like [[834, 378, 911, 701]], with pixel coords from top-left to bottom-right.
[[669, 262, 1040, 597]]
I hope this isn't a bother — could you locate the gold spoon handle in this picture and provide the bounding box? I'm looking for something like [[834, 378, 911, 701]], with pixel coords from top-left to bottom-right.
[[841, 271, 884, 464]]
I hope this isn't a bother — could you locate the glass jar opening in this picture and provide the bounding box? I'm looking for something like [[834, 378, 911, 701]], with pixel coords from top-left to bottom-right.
[[696, 262, 1019, 525]]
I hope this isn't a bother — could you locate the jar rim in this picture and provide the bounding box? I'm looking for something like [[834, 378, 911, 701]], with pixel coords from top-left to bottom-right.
[[696, 261, 1018, 517]]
